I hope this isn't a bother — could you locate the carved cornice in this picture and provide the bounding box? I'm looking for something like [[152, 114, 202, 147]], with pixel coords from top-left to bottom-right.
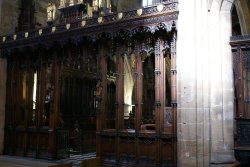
[[231, 35, 250, 42], [0, 1, 178, 54], [230, 35, 250, 49]]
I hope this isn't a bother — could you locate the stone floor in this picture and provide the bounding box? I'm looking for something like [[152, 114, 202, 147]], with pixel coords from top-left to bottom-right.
[[0, 153, 96, 167], [0, 155, 58, 167]]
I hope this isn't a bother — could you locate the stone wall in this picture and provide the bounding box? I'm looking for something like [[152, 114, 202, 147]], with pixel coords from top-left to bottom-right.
[[116, 0, 140, 12], [0, 0, 19, 35], [177, 0, 235, 166], [0, 0, 60, 34], [0, 0, 10, 155], [34, 0, 59, 28]]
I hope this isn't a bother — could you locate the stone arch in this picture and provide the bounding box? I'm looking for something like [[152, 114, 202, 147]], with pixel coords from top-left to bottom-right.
[[209, 0, 235, 12], [234, 0, 250, 35], [220, 0, 234, 12], [209, 0, 250, 35]]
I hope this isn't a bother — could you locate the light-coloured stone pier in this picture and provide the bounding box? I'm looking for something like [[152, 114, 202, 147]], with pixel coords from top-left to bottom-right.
[[177, 0, 235, 166]]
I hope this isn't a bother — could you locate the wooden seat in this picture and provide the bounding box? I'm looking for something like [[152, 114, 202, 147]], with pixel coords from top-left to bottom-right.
[[48, 162, 73, 167], [80, 157, 100, 167]]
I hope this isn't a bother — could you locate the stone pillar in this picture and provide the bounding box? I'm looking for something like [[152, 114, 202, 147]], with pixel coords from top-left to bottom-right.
[[0, 57, 7, 154], [208, 0, 235, 164], [177, 0, 235, 166]]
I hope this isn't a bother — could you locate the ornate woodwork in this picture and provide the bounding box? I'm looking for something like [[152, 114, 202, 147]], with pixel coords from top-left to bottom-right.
[[1, 1, 178, 166], [231, 35, 250, 165], [59, 3, 87, 24]]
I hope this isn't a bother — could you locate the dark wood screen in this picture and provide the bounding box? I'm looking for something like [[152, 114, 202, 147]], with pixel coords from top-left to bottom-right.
[[231, 36, 250, 165]]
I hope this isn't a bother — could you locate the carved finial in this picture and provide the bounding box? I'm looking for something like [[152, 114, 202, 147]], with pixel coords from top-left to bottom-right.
[[92, 0, 99, 11], [69, 0, 74, 6], [77, 0, 83, 4], [59, 0, 65, 8], [107, 0, 112, 13], [47, 2, 56, 22], [171, 33, 176, 54]]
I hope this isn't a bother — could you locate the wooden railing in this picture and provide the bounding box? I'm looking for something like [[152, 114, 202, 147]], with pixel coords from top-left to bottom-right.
[[56, 129, 70, 159]]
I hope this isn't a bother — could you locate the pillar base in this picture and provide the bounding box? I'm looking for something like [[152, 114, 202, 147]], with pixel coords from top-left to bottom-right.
[[211, 150, 235, 164], [210, 161, 240, 167]]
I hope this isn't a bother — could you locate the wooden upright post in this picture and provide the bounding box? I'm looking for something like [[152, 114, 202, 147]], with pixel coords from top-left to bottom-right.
[[96, 44, 107, 157], [100, 45, 108, 130], [48, 47, 61, 159], [154, 38, 165, 133], [115, 46, 124, 130], [239, 48, 244, 118], [154, 38, 166, 164], [170, 34, 177, 164], [171, 34, 177, 134], [134, 44, 142, 132], [0, 56, 7, 154]]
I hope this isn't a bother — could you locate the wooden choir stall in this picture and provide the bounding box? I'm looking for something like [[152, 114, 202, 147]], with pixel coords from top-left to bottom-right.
[[231, 35, 250, 166], [0, 0, 179, 166]]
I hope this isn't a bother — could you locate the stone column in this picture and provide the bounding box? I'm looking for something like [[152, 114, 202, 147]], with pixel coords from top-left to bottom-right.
[[0, 57, 7, 154], [177, 0, 235, 166], [208, 0, 235, 164]]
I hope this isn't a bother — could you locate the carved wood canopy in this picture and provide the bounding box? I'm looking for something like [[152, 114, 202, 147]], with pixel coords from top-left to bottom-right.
[[0, 1, 178, 56]]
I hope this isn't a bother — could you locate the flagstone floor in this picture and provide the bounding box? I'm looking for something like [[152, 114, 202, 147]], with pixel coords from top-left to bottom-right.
[[0, 155, 58, 167], [0, 153, 96, 167]]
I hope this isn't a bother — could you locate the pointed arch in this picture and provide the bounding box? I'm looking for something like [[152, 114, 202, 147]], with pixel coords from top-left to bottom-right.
[[221, 0, 234, 12], [209, 0, 234, 12], [234, 0, 250, 35]]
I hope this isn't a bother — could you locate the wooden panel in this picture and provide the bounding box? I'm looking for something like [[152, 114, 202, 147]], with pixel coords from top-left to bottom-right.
[[138, 137, 158, 165], [236, 118, 250, 147], [4, 128, 14, 155], [38, 132, 50, 159], [48, 163, 73, 167], [56, 129, 69, 159], [81, 131, 96, 153], [26, 130, 37, 157], [80, 158, 100, 167], [101, 136, 116, 155], [14, 131, 25, 156], [101, 132, 116, 165], [161, 138, 176, 165], [118, 136, 136, 165], [118, 137, 136, 156]]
